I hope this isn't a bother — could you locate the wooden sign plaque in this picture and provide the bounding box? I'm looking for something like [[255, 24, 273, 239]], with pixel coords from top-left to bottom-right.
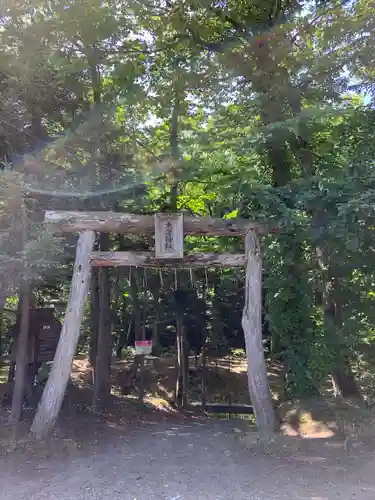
[[154, 213, 184, 259]]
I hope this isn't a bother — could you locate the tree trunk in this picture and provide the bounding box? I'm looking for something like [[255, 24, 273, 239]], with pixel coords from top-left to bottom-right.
[[93, 233, 112, 406], [238, 32, 317, 398], [324, 287, 361, 399], [8, 282, 30, 424], [30, 231, 95, 440], [317, 245, 361, 399], [332, 319, 361, 399], [331, 358, 360, 398], [242, 230, 276, 435], [170, 90, 180, 210]]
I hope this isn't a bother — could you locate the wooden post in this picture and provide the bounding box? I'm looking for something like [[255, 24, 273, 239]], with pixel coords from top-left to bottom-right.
[[93, 266, 112, 407], [30, 230, 95, 440], [175, 317, 182, 406], [93, 232, 112, 407], [152, 296, 161, 356], [138, 322, 146, 403], [9, 215, 31, 424], [175, 318, 187, 407], [242, 230, 276, 435], [89, 234, 99, 366], [201, 333, 208, 410], [181, 324, 188, 408], [8, 282, 30, 424], [89, 268, 99, 366]]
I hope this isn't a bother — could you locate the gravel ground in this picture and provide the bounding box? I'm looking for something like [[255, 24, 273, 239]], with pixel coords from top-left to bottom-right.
[[1, 419, 374, 500]]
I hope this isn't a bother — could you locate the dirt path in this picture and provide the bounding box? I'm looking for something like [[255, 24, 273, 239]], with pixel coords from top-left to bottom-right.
[[1, 419, 374, 500]]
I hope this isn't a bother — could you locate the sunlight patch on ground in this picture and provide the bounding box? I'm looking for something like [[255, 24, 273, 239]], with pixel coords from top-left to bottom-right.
[[144, 395, 175, 412], [0, 364, 8, 384], [280, 408, 336, 439]]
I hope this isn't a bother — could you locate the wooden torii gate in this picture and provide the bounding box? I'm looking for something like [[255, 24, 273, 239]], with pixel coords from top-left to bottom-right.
[[30, 210, 277, 439]]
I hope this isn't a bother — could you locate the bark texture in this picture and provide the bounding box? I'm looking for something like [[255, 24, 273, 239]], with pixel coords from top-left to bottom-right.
[[242, 231, 276, 435], [91, 251, 246, 268], [8, 283, 30, 424], [30, 230, 95, 440], [45, 210, 266, 236], [93, 262, 112, 406]]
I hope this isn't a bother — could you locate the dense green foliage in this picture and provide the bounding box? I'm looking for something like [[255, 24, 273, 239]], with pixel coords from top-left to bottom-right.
[[1, 0, 375, 401]]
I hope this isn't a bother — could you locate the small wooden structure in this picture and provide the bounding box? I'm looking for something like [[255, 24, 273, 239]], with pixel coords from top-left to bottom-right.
[[6, 308, 61, 407], [30, 210, 277, 440], [8, 308, 61, 365]]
